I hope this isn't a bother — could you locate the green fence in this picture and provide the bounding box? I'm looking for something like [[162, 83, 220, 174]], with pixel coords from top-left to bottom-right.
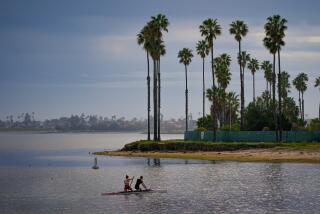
[[184, 131, 320, 142]]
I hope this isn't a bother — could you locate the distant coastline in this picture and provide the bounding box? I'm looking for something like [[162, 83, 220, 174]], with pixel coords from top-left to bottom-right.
[[0, 128, 184, 134]]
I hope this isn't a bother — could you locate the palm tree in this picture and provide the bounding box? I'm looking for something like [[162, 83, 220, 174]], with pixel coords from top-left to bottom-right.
[[151, 14, 169, 141], [148, 14, 169, 141], [196, 40, 209, 118], [215, 54, 231, 90], [237, 51, 251, 114], [315, 76, 320, 119], [247, 58, 259, 102], [280, 71, 291, 116], [293, 73, 308, 120], [137, 25, 152, 140], [229, 20, 248, 131], [261, 61, 273, 92], [264, 15, 287, 142], [264, 29, 278, 141], [178, 48, 193, 132], [280, 71, 291, 99], [226, 92, 239, 130], [200, 18, 221, 141], [293, 76, 302, 118], [215, 53, 231, 127]]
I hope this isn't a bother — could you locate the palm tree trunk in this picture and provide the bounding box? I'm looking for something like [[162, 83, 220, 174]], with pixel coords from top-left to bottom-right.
[[253, 73, 255, 102], [302, 92, 305, 121], [185, 64, 188, 132], [238, 41, 244, 131], [229, 101, 232, 131], [153, 59, 158, 141], [277, 49, 282, 142], [147, 52, 150, 140], [202, 57, 205, 119], [211, 44, 216, 141], [298, 91, 301, 119], [272, 53, 278, 142], [157, 59, 161, 141]]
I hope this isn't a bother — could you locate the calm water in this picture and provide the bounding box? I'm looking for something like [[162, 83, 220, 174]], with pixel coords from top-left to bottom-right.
[[0, 132, 319, 214]]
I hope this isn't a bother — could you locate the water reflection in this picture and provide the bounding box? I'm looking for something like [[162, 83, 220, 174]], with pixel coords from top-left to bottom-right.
[[147, 158, 161, 166], [263, 163, 285, 211]]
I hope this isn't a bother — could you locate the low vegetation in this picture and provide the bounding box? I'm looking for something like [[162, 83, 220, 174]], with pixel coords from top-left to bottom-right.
[[112, 140, 320, 152]]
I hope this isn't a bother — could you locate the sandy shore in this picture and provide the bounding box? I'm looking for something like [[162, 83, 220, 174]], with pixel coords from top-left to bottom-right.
[[96, 149, 320, 163]]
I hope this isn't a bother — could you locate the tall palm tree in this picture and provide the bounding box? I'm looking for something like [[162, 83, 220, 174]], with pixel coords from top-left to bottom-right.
[[315, 76, 320, 119], [247, 58, 259, 102], [215, 53, 231, 127], [200, 18, 221, 141], [196, 40, 209, 118], [151, 14, 169, 141], [261, 60, 273, 92], [137, 25, 152, 140], [178, 48, 193, 132], [264, 15, 287, 142], [148, 14, 169, 141], [264, 31, 278, 141], [229, 20, 248, 131]]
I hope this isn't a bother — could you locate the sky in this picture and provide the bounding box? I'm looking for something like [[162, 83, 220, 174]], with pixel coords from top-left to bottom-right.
[[0, 0, 320, 121]]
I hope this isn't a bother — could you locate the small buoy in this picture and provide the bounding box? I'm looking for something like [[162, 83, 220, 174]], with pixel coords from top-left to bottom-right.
[[92, 157, 99, 169]]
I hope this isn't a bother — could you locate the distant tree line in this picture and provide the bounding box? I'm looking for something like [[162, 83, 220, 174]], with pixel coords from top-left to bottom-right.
[[0, 113, 196, 133]]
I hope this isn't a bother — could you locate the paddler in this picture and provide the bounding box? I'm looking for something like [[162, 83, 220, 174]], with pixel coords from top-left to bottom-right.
[[134, 176, 147, 191], [124, 175, 134, 192]]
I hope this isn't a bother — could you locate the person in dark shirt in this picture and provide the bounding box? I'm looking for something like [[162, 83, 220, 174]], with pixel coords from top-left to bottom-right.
[[134, 176, 147, 191]]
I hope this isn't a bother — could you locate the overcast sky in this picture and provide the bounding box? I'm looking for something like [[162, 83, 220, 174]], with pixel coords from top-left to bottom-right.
[[1, 0, 320, 120]]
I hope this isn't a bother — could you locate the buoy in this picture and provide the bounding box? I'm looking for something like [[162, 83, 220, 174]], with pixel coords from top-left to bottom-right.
[[92, 157, 99, 169]]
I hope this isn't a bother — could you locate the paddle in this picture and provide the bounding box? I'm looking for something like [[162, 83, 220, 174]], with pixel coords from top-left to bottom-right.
[[129, 176, 134, 190]]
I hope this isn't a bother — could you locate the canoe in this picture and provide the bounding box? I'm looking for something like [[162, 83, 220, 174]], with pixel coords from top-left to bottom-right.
[[101, 189, 167, 196]]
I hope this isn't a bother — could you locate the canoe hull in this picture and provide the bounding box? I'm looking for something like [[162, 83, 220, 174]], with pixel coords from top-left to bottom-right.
[[101, 189, 166, 196]]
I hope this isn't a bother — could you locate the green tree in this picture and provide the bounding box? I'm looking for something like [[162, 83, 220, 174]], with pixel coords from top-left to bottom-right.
[[247, 58, 259, 102], [178, 48, 193, 132], [196, 40, 209, 118], [200, 18, 221, 141], [229, 20, 248, 131], [315, 76, 320, 119], [196, 115, 213, 130], [245, 93, 294, 131], [282, 96, 299, 124], [307, 118, 320, 131]]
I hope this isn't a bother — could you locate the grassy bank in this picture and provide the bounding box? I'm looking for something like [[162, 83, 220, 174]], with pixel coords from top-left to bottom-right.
[[95, 140, 320, 163]]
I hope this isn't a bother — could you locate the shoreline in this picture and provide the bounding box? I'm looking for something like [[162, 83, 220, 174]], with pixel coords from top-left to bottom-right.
[[95, 149, 320, 163]]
